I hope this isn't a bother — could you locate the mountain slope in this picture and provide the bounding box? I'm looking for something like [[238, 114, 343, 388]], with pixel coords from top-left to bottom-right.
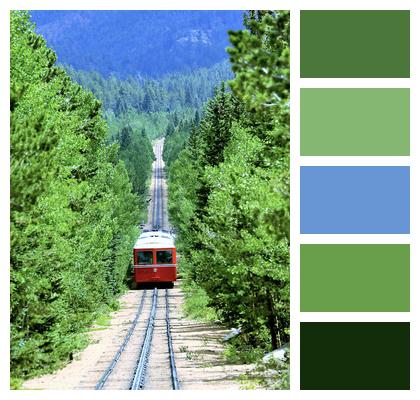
[[30, 10, 244, 77]]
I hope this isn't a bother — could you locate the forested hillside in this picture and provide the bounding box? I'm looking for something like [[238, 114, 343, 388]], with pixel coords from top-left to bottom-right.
[[164, 11, 290, 363], [66, 61, 232, 140], [30, 10, 243, 77], [27, 11, 236, 211], [10, 11, 145, 382], [64, 62, 232, 203]]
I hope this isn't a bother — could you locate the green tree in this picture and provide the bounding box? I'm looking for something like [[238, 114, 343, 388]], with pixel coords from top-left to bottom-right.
[[165, 11, 290, 352], [10, 11, 141, 380]]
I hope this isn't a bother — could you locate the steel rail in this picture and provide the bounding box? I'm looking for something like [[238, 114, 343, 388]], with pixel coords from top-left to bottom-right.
[[159, 144, 164, 229], [153, 141, 162, 228], [152, 146, 158, 227], [157, 141, 162, 227], [155, 144, 160, 227], [165, 289, 180, 389], [158, 142, 162, 226], [160, 142, 165, 229], [130, 288, 158, 390], [95, 289, 147, 390]]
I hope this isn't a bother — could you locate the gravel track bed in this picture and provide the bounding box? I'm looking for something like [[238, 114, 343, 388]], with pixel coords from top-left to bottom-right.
[[23, 283, 253, 390]]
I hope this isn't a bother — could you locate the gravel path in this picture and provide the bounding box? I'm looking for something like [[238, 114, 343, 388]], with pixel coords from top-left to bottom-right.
[[23, 282, 253, 390], [170, 285, 252, 389]]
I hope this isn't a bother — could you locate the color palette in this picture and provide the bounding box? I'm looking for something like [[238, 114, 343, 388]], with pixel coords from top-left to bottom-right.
[[300, 322, 410, 390], [300, 244, 410, 312], [300, 10, 410, 78], [299, 9, 411, 391], [301, 89, 410, 156]]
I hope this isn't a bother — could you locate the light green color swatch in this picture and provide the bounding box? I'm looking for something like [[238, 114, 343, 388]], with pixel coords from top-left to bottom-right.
[[300, 88, 410, 156]]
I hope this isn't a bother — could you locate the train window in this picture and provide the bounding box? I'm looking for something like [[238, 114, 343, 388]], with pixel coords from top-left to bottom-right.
[[137, 251, 153, 265], [156, 250, 173, 264]]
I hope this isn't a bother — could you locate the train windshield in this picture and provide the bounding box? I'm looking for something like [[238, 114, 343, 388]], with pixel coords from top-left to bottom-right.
[[156, 250, 173, 264], [137, 251, 153, 265]]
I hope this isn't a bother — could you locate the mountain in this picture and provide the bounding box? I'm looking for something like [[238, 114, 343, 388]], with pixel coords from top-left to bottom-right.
[[29, 10, 244, 78]]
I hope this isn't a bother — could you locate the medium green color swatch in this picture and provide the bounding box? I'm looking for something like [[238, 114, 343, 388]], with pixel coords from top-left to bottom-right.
[[300, 10, 410, 78], [300, 322, 410, 389], [300, 89, 410, 156], [300, 244, 410, 312]]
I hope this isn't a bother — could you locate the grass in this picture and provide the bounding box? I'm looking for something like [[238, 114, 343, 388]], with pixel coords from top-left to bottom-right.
[[93, 313, 112, 327], [89, 298, 120, 332], [237, 351, 290, 390], [10, 377, 23, 390], [222, 337, 290, 389], [223, 341, 265, 365], [186, 351, 199, 361], [181, 280, 218, 322]]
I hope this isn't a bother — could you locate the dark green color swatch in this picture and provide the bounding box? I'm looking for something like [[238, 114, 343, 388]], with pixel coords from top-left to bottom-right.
[[300, 11, 410, 78], [300, 89, 410, 156], [300, 244, 410, 312], [300, 322, 410, 390]]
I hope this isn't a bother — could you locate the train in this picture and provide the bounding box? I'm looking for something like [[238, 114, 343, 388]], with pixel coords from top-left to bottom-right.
[[133, 229, 177, 287]]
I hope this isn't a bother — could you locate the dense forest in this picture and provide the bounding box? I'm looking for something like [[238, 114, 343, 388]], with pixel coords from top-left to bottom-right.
[[64, 62, 232, 205], [10, 11, 147, 381], [164, 10, 290, 355], [30, 10, 243, 77], [66, 61, 232, 140]]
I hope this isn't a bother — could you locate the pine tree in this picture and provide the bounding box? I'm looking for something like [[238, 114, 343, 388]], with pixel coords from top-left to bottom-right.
[[165, 10, 290, 357], [119, 124, 133, 150], [115, 87, 129, 115], [10, 11, 141, 381]]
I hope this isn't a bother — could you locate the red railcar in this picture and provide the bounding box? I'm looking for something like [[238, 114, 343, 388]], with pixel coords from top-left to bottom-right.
[[133, 230, 177, 286]]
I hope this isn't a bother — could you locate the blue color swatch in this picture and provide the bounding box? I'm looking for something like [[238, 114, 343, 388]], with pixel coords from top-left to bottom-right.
[[300, 166, 410, 234]]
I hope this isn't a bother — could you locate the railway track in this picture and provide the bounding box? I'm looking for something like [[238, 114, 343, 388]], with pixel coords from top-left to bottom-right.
[[94, 288, 179, 390], [95, 289, 147, 390], [95, 139, 179, 390], [130, 288, 158, 389], [152, 139, 166, 229]]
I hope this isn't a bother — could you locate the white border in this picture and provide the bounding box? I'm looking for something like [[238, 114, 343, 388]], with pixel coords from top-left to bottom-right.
[[1, 1, 11, 398], [300, 157, 411, 165], [3, 0, 419, 11], [289, 7, 300, 391], [1, 1, 419, 399]]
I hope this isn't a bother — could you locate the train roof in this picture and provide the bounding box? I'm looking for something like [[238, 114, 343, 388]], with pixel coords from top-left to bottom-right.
[[133, 230, 175, 250]]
